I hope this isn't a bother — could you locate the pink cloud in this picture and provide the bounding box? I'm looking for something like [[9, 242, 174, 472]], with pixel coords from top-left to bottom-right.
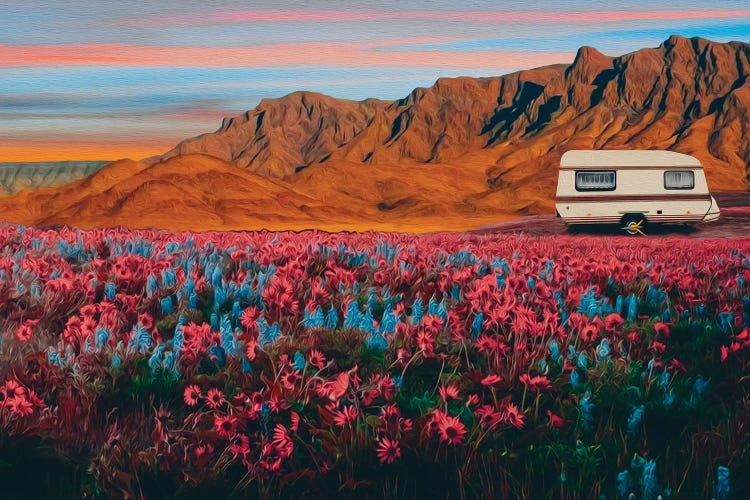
[[113, 9, 750, 27], [0, 42, 574, 69]]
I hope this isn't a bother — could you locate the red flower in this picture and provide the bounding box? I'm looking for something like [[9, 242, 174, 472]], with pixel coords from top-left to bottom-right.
[[519, 374, 551, 392], [654, 322, 670, 337], [331, 404, 359, 427], [376, 437, 401, 464], [206, 388, 226, 409], [438, 384, 460, 401], [245, 338, 258, 361], [475, 405, 502, 429], [7, 396, 33, 416], [290, 411, 300, 432], [503, 403, 525, 429], [436, 412, 467, 445], [214, 415, 238, 438], [651, 341, 667, 353], [721, 345, 729, 362], [240, 307, 261, 332], [308, 349, 326, 370], [281, 371, 302, 390], [183, 385, 201, 406], [604, 313, 624, 332], [272, 424, 294, 458], [546, 410, 565, 429], [481, 374, 503, 387], [581, 324, 599, 343]]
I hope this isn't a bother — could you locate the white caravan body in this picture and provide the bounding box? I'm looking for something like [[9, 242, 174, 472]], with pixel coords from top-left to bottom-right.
[[555, 150, 720, 226]]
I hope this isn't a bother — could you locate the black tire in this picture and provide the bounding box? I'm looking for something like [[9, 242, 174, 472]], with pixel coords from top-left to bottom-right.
[[620, 213, 647, 235]]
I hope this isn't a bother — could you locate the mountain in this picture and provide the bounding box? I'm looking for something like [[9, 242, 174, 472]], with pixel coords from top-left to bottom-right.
[[1, 35, 749, 233], [0, 161, 108, 194]]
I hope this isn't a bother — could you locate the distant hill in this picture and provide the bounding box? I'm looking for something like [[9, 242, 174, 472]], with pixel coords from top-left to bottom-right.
[[0, 35, 748, 232], [0, 161, 108, 194]]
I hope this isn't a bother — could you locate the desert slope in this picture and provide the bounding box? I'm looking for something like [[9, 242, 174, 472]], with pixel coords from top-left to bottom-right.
[[2, 35, 749, 232]]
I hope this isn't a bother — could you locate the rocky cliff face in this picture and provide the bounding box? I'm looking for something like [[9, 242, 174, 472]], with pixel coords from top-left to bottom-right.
[[160, 35, 750, 190], [1, 36, 748, 232]]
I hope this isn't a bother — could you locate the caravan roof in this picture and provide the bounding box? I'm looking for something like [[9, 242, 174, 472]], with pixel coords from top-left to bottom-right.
[[560, 150, 702, 168]]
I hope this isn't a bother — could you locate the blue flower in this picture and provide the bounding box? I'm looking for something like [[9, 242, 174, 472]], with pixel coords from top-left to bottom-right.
[[642, 459, 659, 500], [325, 307, 338, 329], [146, 274, 158, 297], [627, 405, 644, 437], [127, 323, 152, 353], [617, 470, 632, 499], [258, 320, 280, 347], [411, 297, 423, 326], [292, 351, 306, 371], [626, 295, 638, 323], [577, 352, 589, 370], [149, 344, 166, 373], [579, 392, 595, 431], [471, 312, 484, 339], [104, 282, 117, 301], [548, 340, 561, 363], [596, 339, 611, 361], [95, 327, 110, 350], [344, 301, 361, 329], [570, 369, 581, 387], [303, 306, 325, 329], [161, 296, 174, 315], [716, 466, 730, 500], [366, 332, 388, 351]]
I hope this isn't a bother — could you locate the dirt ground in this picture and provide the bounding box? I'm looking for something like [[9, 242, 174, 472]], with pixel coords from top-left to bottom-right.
[[474, 192, 750, 238]]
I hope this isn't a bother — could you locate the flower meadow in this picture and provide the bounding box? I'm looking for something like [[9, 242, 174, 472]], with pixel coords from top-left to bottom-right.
[[0, 224, 749, 499]]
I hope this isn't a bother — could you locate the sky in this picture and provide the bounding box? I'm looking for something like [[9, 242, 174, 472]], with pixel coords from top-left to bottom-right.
[[1, 1, 749, 161]]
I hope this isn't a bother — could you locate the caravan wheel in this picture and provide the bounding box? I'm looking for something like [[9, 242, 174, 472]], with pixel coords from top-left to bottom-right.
[[620, 214, 647, 236]]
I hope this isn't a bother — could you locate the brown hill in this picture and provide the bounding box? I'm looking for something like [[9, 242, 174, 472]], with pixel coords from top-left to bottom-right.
[[2, 35, 749, 233]]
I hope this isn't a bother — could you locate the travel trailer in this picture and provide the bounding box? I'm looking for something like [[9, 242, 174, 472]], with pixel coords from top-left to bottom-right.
[[555, 150, 720, 234]]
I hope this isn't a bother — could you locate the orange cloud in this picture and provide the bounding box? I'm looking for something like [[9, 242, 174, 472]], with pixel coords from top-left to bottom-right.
[[0, 42, 574, 69], [0, 138, 174, 162]]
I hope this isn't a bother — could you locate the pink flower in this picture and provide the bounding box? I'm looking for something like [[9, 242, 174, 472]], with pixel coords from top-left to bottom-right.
[[183, 385, 201, 406], [376, 437, 401, 464]]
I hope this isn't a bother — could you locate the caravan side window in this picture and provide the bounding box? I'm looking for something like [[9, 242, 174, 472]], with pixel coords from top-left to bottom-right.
[[664, 171, 694, 190], [575, 170, 616, 191]]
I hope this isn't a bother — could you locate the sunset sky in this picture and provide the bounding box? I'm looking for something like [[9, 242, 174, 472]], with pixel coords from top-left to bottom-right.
[[2, 1, 749, 161]]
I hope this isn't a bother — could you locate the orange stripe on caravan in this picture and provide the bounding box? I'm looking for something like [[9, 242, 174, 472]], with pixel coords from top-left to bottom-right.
[[556, 195, 711, 202], [559, 166, 703, 171]]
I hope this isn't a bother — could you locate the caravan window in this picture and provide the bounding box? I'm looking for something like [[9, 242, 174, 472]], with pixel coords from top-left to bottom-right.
[[664, 171, 694, 190], [575, 170, 616, 191]]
